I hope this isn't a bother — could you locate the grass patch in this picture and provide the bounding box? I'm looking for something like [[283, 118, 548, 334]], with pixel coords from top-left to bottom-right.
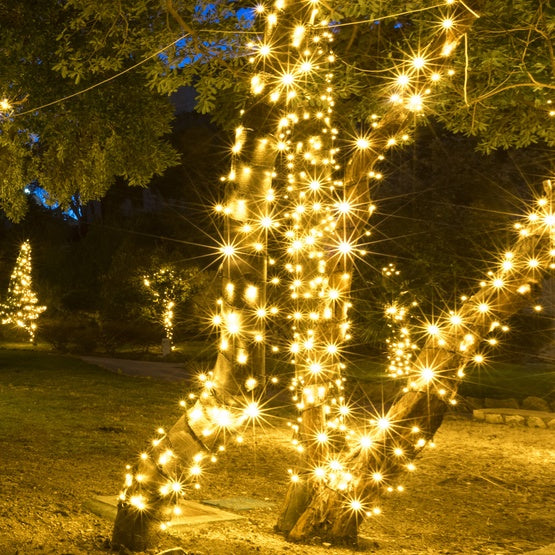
[[459, 361, 554, 400], [345, 355, 554, 401], [0, 349, 182, 462]]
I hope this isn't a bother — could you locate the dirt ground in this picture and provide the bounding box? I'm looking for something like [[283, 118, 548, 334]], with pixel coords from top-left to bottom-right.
[[0, 414, 553, 555]]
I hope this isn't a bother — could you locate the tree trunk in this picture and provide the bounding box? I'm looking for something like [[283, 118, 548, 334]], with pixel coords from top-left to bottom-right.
[[112, 500, 160, 551], [277, 391, 447, 544], [111, 408, 215, 549], [276, 181, 552, 542]]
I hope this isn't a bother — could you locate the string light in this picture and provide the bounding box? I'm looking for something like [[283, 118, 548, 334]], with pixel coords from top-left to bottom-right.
[[0, 241, 46, 342]]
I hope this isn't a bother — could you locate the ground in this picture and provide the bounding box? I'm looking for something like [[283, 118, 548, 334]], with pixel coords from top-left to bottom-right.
[[0, 350, 553, 554]]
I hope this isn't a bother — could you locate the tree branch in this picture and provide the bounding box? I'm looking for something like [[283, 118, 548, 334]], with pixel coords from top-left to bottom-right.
[[165, 0, 206, 57]]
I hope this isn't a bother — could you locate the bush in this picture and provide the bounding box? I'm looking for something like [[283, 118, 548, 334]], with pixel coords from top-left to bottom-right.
[[97, 319, 160, 354], [39, 312, 99, 353]]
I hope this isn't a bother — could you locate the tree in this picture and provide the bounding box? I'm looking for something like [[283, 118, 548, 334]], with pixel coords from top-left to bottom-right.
[[0, 0, 180, 222], [111, 0, 554, 549], [0, 240, 46, 342], [143, 265, 198, 347]]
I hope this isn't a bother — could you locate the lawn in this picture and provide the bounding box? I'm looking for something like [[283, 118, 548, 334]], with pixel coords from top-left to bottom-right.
[[0, 349, 179, 554], [0, 348, 554, 554], [347, 355, 554, 402]]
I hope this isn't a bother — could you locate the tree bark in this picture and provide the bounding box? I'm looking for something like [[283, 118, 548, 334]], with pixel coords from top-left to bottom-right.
[[111, 407, 216, 549]]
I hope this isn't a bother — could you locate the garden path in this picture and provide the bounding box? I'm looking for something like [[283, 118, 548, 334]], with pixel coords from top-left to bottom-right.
[[80, 355, 188, 381]]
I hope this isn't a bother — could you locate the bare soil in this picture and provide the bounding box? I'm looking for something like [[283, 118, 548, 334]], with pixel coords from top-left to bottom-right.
[[1, 414, 553, 555]]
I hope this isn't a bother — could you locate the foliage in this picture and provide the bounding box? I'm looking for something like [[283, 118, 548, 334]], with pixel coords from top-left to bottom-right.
[[97, 237, 204, 347], [0, 0, 180, 221], [1, 0, 553, 220], [39, 310, 99, 353]]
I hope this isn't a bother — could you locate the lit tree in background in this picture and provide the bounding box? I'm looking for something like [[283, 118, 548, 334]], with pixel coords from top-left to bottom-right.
[[382, 264, 418, 379], [0, 240, 46, 342], [112, 0, 554, 550], [143, 267, 194, 348]]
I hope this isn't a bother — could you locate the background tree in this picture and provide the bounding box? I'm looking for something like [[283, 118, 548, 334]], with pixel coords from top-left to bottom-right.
[[0, 240, 46, 342], [142, 264, 199, 347]]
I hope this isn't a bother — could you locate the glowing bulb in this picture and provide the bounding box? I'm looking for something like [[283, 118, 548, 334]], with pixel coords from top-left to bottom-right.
[[251, 75, 264, 95], [316, 432, 328, 444], [281, 73, 295, 86], [309, 363, 322, 374], [360, 436, 373, 449], [292, 25, 305, 47], [314, 467, 325, 478], [329, 459, 342, 471], [412, 56, 426, 69], [333, 201, 351, 215], [129, 495, 146, 511], [449, 314, 462, 325], [158, 450, 173, 466], [377, 417, 390, 430], [259, 44, 271, 56], [407, 94, 423, 111], [220, 244, 235, 257], [260, 216, 273, 228], [421, 367, 435, 383], [226, 312, 241, 334], [244, 402, 260, 419], [245, 377, 258, 390], [337, 241, 353, 255], [245, 285, 258, 302]]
